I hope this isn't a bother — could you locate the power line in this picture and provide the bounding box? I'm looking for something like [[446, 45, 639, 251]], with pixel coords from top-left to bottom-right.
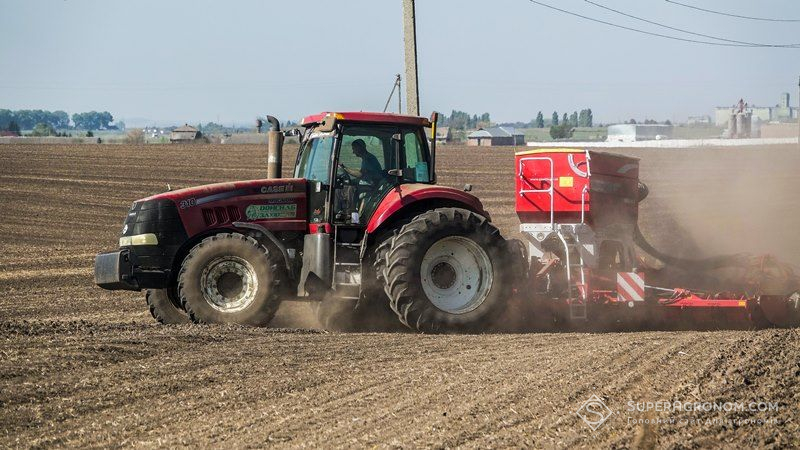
[[527, 0, 798, 48], [665, 0, 800, 22], [585, 0, 800, 48]]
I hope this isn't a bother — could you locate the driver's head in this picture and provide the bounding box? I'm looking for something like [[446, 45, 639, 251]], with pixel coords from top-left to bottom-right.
[[351, 139, 367, 158]]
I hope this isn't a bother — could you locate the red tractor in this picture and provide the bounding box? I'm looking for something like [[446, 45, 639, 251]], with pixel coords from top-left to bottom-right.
[[95, 112, 515, 332]]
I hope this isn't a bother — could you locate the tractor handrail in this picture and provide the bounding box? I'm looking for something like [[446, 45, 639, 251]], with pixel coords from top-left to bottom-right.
[[580, 185, 589, 224], [579, 150, 591, 224], [518, 156, 554, 228]]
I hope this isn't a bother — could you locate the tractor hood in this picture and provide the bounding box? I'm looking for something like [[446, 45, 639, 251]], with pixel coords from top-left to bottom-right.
[[138, 178, 307, 209], [133, 178, 309, 236]]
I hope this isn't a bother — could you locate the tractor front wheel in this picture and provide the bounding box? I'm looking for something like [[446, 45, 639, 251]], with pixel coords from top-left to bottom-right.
[[178, 233, 284, 326], [146, 288, 190, 324], [382, 208, 512, 333]]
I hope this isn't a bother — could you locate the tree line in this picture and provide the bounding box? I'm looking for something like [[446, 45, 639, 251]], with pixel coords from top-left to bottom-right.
[[0, 109, 116, 131], [538, 109, 593, 128], [439, 110, 491, 130]]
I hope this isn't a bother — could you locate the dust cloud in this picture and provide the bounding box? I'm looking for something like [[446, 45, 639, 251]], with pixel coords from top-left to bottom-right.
[[630, 145, 800, 292]]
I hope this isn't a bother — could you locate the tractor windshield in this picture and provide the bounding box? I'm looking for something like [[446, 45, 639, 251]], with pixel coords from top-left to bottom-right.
[[294, 134, 334, 182]]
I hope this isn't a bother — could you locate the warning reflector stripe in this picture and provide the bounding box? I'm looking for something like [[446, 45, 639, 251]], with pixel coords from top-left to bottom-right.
[[620, 272, 645, 298], [617, 272, 645, 302]]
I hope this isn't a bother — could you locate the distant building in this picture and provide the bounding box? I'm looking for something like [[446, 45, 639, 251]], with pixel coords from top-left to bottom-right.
[[687, 115, 712, 125], [434, 126, 451, 144], [606, 124, 673, 143], [715, 93, 798, 126], [170, 124, 200, 142], [466, 126, 525, 146]]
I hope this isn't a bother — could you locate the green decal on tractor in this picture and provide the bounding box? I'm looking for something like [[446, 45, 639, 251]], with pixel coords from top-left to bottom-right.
[[245, 204, 297, 219]]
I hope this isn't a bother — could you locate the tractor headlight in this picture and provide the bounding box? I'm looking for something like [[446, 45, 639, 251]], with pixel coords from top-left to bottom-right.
[[119, 233, 159, 247]]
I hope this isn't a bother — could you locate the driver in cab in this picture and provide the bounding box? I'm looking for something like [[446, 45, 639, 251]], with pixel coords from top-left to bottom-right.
[[338, 139, 383, 186]]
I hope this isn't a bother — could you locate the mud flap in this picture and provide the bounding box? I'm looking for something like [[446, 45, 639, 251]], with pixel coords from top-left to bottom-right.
[[298, 233, 332, 299]]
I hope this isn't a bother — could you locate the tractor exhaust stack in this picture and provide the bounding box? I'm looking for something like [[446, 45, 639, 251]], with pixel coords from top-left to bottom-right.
[[266, 115, 283, 179]]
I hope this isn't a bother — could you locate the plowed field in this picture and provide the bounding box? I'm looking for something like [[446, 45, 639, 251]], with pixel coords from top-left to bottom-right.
[[1, 143, 798, 448]]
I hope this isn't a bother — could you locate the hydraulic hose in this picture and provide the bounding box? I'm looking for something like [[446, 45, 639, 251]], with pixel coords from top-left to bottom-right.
[[633, 224, 749, 271]]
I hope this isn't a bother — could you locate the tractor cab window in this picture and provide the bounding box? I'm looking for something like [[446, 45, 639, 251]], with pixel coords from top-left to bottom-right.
[[295, 134, 334, 182], [338, 130, 388, 186], [331, 124, 433, 226], [333, 125, 397, 225], [401, 129, 430, 183]]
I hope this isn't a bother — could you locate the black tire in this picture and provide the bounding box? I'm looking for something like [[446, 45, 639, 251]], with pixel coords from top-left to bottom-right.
[[383, 207, 512, 333], [372, 233, 394, 288], [178, 233, 285, 326], [146, 288, 190, 324]]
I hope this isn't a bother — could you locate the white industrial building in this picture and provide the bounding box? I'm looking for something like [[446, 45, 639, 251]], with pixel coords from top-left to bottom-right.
[[606, 124, 673, 143], [714, 93, 798, 127]]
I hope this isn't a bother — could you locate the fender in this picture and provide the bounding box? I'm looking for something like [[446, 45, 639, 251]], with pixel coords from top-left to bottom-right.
[[366, 184, 489, 234], [232, 221, 293, 275]]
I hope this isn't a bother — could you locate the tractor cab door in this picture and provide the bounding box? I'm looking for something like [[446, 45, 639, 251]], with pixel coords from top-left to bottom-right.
[[294, 130, 335, 226], [332, 123, 431, 227]]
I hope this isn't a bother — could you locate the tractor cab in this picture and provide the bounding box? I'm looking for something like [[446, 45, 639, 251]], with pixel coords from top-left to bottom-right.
[[292, 112, 438, 302], [295, 112, 434, 228]]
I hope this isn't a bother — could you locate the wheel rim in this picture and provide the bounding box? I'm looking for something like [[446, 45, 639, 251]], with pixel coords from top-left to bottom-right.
[[421, 236, 493, 314], [200, 256, 259, 312]]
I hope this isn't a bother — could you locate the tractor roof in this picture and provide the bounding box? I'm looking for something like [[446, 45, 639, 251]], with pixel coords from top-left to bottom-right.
[[300, 111, 431, 128]]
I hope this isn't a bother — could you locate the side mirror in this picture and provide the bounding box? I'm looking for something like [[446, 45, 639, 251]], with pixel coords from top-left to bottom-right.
[[282, 128, 301, 138], [317, 113, 338, 132]]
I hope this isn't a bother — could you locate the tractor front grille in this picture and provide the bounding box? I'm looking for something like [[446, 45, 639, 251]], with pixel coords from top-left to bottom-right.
[[202, 206, 241, 226]]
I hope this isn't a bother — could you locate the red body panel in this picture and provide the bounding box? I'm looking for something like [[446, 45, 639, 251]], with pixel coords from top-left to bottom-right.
[[366, 184, 488, 234], [301, 111, 430, 127], [515, 149, 639, 227], [141, 178, 308, 237]]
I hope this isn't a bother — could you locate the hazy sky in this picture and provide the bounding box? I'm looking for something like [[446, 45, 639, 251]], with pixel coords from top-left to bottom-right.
[[1, 0, 798, 125]]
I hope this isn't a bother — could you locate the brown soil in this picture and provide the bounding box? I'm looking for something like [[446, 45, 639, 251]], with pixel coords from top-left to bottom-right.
[[1, 143, 799, 447]]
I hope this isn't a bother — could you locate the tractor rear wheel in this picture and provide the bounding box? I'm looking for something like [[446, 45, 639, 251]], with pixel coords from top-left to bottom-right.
[[382, 208, 512, 333], [178, 233, 284, 326], [146, 288, 190, 324]]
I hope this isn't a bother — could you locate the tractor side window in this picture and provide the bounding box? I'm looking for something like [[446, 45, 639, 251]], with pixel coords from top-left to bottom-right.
[[295, 136, 334, 182], [339, 131, 387, 175], [334, 125, 397, 225], [402, 130, 429, 183]]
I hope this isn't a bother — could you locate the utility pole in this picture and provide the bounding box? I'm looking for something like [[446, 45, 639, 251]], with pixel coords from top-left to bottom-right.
[[797, 76, 799, 147], [382, 74, 402, 114], [402, 0, 420, 116]]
